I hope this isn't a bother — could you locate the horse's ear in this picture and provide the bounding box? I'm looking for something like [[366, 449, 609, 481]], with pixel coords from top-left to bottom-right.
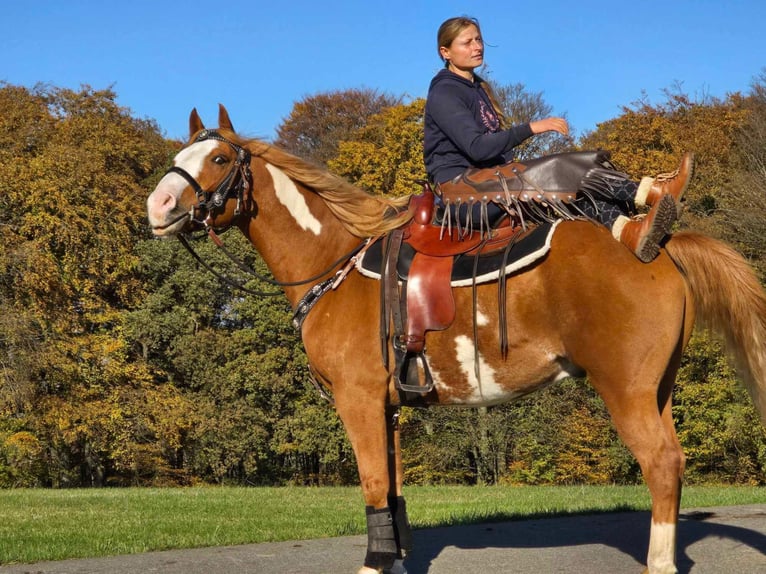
[[218, 104, 234, 132], [189, 108, 205, 137]]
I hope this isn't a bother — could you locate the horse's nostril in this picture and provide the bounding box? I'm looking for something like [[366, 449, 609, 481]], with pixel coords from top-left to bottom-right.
[[149, 190, 176, 214]]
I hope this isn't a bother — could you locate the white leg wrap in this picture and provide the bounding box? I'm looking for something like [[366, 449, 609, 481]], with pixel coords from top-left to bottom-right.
[[611, 214, 630, 241], [635, 176, 655, 206], [646, 521, 678, 573]]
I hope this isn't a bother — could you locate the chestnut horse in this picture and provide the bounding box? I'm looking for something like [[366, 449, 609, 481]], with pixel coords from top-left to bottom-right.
[[146, 105, 766, 574]]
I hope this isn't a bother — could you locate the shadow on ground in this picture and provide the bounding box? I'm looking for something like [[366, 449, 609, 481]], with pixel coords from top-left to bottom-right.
[[402, 507, 766, 573]]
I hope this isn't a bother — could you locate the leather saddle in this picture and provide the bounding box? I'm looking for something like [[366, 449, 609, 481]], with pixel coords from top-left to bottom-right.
[[374, 189, 550, 399], [375, 151, 613, 399]]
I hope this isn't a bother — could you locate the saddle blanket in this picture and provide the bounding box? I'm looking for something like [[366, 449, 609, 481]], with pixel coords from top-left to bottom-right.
[[357, 220, 560, 286]]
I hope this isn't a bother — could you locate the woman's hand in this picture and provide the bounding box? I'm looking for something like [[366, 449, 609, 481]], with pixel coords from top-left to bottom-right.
[[529, 117, 569, 136]]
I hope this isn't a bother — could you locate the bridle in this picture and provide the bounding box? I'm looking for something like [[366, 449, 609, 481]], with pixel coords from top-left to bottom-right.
[[159, 129, 371, 315], [164, 129, 252, 230]]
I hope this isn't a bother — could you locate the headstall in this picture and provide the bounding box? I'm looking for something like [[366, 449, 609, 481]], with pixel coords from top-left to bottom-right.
[[165, 129, 252, 229]]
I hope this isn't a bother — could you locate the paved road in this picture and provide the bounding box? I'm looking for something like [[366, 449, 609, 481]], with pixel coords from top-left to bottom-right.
[[1, 505, 764, 573]]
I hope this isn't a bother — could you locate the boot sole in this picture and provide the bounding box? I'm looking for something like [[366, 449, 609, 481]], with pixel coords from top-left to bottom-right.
[[636, 194, 677, 262]]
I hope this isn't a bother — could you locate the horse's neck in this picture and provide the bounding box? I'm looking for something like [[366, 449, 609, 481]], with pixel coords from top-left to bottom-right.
[[240, 181, 361, 306]]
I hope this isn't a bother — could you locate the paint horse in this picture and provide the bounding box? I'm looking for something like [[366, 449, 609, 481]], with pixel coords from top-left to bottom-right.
[[146, 105, 766, 574]]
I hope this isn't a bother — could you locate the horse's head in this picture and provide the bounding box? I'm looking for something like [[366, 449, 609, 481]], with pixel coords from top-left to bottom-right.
[[147, 105, 252, 236]]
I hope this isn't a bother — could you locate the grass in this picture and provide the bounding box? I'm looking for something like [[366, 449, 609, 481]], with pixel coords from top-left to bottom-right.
[[0, 485, 764, 564]]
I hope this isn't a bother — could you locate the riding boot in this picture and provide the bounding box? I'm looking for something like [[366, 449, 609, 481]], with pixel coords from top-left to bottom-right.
[[611, 194, 677, 262], [634, 152, 694, 210]]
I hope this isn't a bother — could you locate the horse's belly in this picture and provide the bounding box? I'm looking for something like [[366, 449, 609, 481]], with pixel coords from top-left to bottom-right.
[[426, 333, 578, 406]]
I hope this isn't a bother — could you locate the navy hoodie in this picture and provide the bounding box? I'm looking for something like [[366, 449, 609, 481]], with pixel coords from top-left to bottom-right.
[[424, 68, 534, 184]]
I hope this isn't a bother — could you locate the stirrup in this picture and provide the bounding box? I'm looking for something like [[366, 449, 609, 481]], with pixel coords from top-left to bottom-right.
[[395, 350, 434, 394]]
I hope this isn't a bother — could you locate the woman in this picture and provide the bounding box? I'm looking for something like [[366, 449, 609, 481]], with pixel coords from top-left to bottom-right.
[[424, 16, 693, 262]]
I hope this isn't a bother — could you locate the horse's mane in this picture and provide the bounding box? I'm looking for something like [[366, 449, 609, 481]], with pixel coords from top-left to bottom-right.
[[225, 132, 413, 238]]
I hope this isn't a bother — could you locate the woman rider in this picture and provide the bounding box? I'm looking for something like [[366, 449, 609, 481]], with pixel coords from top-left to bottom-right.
[[424, 16, 693, 262]]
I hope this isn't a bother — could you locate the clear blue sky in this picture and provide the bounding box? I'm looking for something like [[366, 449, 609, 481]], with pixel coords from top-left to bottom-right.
[[2, 0, 764, 142]]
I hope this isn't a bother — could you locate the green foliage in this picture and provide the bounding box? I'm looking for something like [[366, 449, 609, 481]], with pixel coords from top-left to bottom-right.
[[328, 99, 427, 197], [1, 485, 764, 563], [1, 78, 765, 488], [674, 332, 766, 483]]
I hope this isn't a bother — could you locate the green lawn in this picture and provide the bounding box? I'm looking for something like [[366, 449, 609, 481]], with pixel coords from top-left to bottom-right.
[[0, 485, 764, 564]]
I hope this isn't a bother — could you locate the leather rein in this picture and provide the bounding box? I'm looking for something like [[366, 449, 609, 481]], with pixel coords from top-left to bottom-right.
[[165, 129, 366, 309]]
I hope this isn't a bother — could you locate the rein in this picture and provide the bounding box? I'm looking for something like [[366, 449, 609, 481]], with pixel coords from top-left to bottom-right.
[[178, 228, 367, 296]]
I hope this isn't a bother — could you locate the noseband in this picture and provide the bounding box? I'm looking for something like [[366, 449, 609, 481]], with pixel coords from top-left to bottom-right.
[[165, 129, 252, 229]]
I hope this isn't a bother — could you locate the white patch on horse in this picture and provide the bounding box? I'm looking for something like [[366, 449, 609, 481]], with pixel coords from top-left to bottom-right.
[[265, 163, 322, 235], [475, 308, 490, 327], [156, 140, 220, 199], [548, 353, 583, 382], [147, 140, 221, 231], [454, 335, 510, 404], [647, 521, 677, 574]]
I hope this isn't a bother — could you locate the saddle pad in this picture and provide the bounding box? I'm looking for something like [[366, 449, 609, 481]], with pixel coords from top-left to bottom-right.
[[357, 220, 560, 287]]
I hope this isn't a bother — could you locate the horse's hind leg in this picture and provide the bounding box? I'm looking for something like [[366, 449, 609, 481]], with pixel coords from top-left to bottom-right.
[[593, 358, 685, 574]]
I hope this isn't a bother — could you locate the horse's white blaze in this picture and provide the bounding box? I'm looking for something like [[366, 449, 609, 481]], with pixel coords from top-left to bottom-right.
[[147, 140, 220, 230], [647, 521, 677, 574], [265, 163, 322, 235], [174, 139, 219, 178]]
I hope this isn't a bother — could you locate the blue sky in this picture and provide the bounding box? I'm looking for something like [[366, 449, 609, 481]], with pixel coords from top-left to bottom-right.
[[2, 0, 764, 142]]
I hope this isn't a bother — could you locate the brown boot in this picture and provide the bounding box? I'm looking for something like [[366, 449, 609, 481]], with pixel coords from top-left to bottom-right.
[[635, 152, 695, 208], [612, 194, 677, 262]]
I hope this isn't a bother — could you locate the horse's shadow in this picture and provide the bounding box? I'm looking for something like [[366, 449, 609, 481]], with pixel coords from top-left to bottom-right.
[[403, 508, 766, 573]]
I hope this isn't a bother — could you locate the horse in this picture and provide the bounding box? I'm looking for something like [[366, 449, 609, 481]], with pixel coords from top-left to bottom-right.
[[146, 105, 766, 574]]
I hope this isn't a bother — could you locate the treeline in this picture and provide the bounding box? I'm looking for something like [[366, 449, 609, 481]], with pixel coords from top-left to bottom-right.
[[0, 76, 765, 488]]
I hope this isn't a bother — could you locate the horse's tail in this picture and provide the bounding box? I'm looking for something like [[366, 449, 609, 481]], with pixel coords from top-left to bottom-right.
[[664, 231, 766, 424]]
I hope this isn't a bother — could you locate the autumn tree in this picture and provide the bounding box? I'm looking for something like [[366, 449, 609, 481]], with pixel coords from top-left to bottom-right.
[[490, 80, 574, 159], [274, 88, 401, 166], [716, 71, 766, 278], [0, 83, 185, 486], [579, 86, 750, 237], [580, 84, 766, 485], [328, 99, 426, 197]]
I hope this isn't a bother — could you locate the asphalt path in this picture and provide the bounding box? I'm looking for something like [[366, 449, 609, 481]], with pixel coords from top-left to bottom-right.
[[1, 505, 764, 573]]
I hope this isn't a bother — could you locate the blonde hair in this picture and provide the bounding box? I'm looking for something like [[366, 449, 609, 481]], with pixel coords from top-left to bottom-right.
[[436, 16, 508, 129]]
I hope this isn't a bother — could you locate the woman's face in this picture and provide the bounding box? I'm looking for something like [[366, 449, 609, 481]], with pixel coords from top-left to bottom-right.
[[440, 24, 484, 75]]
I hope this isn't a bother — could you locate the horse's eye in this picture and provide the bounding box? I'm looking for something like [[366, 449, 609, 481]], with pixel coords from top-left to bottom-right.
[[212, 155, 228, 165]]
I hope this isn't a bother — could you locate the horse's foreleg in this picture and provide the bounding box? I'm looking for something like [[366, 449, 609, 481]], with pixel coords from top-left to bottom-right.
[[334, 388, 399, 573], [386, 407, 412, 573]]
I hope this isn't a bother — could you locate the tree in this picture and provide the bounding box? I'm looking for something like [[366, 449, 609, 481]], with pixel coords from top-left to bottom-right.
[[0, 83, 179, 486], [274, 88, 401, 166], [579, 86, 750, 238], [127, 233, 357, 485], [491, 80, 574, 159], [328, 99, 427, 197], [674, 332, 766, 483], [717, 70, 766, 278]]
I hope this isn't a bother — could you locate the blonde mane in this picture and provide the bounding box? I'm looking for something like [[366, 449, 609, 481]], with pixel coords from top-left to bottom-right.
[[226, 132, 413, 237]]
